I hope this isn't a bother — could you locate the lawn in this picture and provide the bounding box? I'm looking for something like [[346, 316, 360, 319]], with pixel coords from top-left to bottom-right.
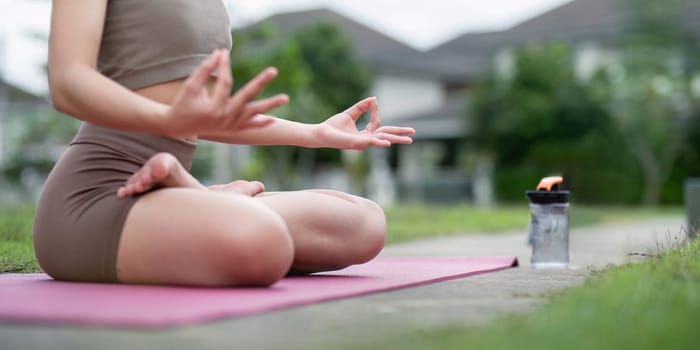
[[0, 202, 683, 273], [361, 237, 700, 350], [385, 203, 682, 243], [0, 205, 36, 273]]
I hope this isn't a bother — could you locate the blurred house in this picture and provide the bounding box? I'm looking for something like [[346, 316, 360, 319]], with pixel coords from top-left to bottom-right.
[[244, 0, 700, 205], [433, 0, 700, 81]]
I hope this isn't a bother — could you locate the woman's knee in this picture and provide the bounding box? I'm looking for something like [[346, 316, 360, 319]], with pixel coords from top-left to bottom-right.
[[217, 202, 294, 286], [119, 191, 295, 286], [350, 197, 387, 263], [317, 192, 386, 263]]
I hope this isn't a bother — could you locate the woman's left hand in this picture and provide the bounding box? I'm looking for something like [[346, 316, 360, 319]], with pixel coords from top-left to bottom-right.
[[313, 97, 415, 150]]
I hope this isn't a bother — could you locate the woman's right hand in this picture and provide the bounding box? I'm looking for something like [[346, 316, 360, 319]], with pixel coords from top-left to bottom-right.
[[163, 49, 289, 138]]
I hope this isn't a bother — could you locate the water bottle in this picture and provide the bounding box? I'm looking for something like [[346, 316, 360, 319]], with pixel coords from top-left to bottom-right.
[[526, 176, 570, 269]]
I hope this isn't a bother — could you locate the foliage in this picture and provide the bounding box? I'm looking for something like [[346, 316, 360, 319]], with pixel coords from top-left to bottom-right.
[[294, 22, 372, 115], [468, 0, 700, 205], [469, 42, 630, 203], [0, 204, 40, 273], [189, 142, 214, 180], [588, 0, 700, 205], [470, 43, 609, 163], [1, 110, 79, 189]]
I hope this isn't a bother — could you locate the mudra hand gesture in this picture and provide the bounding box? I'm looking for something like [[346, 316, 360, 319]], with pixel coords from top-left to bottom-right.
[[313, 97, 415, 150], [164, 49, 289, 138]]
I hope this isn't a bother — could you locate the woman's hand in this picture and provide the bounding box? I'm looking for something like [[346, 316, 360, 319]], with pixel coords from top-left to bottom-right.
[[163, 49, 289, 138], [312, 97, 415, 150]]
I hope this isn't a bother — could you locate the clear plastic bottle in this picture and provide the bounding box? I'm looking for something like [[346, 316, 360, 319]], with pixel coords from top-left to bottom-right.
[[526, 176, 570, 269]]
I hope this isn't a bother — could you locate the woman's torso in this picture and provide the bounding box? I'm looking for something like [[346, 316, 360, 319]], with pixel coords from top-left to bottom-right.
[[99, 0, 232, 140]]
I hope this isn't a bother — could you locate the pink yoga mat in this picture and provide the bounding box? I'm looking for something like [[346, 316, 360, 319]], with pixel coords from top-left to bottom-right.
[[0, 256, 516, 329]]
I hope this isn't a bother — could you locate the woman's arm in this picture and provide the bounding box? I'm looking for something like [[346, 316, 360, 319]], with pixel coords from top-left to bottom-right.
[[49, 0, 287, 138], [200, 97, 416, 150], [200, 117, 319, 147], [49, 0, 172, 134]]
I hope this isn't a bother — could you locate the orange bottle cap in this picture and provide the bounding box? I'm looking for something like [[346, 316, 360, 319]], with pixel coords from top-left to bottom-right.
[[536, 176, 564, 191]]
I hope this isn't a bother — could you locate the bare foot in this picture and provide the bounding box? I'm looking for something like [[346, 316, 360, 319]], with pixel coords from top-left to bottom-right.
[[117, 153, 206, 198], [208, 180, 265, 196]]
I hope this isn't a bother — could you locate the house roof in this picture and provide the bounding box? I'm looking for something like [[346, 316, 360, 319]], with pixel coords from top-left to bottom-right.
[[242, 8, 476, 81], [433, 0, 700, 56]]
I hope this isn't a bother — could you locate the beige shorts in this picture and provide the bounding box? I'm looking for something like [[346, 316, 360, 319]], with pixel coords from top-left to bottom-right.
[[33, 123, 196, 282]]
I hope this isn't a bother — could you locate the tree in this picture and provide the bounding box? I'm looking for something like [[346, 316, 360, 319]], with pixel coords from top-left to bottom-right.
[[468, 43, 625, 202], [471, 43, 614, 164], [2, 108, 80, 193], [590, 0, 700, 205], [294, 22, 372, 114]]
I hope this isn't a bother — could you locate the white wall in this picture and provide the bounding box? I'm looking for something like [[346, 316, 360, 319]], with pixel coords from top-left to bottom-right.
[[494, 48, 515, 80], [370, 74, 444, 121]]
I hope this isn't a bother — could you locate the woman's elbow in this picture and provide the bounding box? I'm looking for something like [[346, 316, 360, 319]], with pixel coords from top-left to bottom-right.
[[48, 72, 74, 115], [49, 87, 69, 114]]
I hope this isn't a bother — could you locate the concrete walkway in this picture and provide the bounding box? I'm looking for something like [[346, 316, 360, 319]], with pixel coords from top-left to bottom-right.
[[1, 217, 686, 350]]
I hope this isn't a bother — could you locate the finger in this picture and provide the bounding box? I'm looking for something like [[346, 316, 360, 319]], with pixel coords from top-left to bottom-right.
[[225, 93, 287, 131], [374, 126, 416, 136], [346, 136, 390, 150], [211, 50, 232, 106], [229, 67, 279, 107], [184, 50, 221, 93], [236, 114, 276, 130], [365, 97, 381, 132], [366, 138, 391, 148], [243, 94, 289, 116], [372, 133, 414, 145], [343, 97, 373, 122]]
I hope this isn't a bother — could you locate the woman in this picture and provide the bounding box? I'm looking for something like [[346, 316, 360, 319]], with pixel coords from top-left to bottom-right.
[[34, 0, 415, 286]]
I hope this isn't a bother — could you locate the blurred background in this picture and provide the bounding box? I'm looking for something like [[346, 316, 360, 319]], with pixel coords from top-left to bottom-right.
[[1, 0, 699, 208]]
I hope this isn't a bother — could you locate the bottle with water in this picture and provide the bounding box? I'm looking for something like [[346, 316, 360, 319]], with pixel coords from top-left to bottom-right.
[[526, 176, 570, 269]]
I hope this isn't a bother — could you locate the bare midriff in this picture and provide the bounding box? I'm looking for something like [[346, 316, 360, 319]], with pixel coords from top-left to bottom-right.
[[133, 77, 217, 142]]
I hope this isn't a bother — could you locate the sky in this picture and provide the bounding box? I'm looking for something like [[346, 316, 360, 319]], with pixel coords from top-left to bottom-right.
[[0, 0, 572, 95]]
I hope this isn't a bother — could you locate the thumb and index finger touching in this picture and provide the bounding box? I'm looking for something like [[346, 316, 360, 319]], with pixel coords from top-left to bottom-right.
[[343, 97, 381, 132]]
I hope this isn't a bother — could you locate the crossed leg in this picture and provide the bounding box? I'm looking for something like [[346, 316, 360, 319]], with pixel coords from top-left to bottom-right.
[[115, 153, 386, 286], [255, 190, 385, 274]]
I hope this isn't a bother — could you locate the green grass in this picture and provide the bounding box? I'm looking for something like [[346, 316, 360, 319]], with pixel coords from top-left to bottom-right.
[[385, 203, 682, 243], [0, 205, 38, 273], [361, 238, 700, 350], [385, 204, 529, 243], [0, 203, 684, 273]]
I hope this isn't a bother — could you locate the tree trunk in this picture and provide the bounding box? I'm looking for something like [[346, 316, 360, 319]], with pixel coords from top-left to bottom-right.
[[634, 145, 662, 206]]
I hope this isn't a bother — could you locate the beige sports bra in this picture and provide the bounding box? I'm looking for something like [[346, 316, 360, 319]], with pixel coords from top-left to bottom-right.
[[98, 0, 232, 90]]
